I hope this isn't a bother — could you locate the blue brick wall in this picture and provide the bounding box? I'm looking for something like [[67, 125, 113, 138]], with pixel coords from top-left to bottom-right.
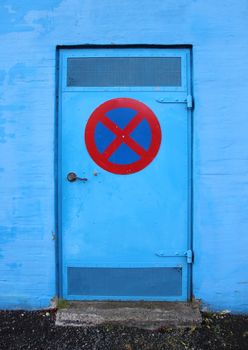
[[0, 0, 247, 311]]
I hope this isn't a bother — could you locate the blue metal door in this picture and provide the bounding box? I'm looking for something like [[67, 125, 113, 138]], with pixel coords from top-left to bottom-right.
[[58, 48, 192, 301]]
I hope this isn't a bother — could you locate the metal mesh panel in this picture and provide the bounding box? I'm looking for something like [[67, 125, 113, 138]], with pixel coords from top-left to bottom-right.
[[67, 267, 182, 297], [67, 57, 181, 87]]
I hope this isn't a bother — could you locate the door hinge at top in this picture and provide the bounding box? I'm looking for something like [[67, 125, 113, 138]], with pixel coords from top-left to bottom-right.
[[186, 95, 194, 109]]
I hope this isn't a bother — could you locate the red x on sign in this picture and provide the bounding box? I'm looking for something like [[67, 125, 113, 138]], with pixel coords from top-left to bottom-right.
[[85, 98, 162, 175]]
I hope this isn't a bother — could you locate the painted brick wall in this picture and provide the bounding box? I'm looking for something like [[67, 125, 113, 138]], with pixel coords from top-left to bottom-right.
[[0, 0, 247, 311]]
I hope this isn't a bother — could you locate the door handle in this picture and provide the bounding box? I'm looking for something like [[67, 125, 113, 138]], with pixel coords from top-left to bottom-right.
[[67, 172, 88, 182]]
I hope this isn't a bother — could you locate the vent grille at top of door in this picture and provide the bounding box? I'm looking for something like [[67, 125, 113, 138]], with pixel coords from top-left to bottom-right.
[[67, 57, 181, 87]]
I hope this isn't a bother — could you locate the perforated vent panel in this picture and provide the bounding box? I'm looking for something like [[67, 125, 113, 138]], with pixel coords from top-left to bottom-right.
[[67, 267, 182, 297], [67, 57, 181, 87]]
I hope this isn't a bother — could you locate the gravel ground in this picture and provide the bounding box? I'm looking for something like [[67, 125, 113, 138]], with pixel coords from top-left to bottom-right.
[[0, 310, 248, 350]]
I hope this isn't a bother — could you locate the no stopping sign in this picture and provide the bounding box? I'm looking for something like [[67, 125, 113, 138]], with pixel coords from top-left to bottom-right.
[[85, 98, 162, 175]]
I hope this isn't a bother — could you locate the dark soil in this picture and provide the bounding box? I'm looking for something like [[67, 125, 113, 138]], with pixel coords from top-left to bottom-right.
[[0, 310, 248, 350]]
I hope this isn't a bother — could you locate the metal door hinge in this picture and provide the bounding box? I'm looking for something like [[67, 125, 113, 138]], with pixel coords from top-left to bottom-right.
[[186, 249, 193, 264], [156, 251, 186, 257], [186, 95, 194, 110], [155, 249, 194, 264]]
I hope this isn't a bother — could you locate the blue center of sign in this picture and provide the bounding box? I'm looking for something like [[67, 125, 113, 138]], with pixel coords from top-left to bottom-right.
[[94, 107, 152, 165]]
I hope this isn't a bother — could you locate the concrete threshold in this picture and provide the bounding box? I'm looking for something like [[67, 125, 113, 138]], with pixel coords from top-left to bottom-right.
[[56, 301, 202, 330]]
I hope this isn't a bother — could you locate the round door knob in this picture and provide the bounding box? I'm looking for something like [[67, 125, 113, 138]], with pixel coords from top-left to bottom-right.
[[67, 172, 88, 182], [67, 172, 77, 182]]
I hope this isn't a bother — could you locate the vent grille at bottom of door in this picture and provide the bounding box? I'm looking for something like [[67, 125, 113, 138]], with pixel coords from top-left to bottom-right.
[[67, 267, 182, 297]]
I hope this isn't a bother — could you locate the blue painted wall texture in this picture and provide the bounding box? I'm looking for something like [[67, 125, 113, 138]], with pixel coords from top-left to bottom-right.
[[0, 0, 248, 311]]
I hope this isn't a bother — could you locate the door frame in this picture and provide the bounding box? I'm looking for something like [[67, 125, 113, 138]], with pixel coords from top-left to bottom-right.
[[55, 44, 193, 301]]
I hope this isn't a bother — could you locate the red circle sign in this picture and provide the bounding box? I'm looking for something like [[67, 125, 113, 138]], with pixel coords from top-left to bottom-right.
[[85, 98, 162, 175]]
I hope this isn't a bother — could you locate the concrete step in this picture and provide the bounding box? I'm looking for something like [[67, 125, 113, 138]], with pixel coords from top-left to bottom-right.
[[56, 301, 202, 330]]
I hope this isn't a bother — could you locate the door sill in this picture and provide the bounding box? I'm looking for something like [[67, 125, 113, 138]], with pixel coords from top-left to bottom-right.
[[56, 300, 202, 330]]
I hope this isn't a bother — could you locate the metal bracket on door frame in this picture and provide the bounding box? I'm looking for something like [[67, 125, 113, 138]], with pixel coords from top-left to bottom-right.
[[186, 95, 194, 109], [155, 250, 193, 264], [156, 95, 194, 110]]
